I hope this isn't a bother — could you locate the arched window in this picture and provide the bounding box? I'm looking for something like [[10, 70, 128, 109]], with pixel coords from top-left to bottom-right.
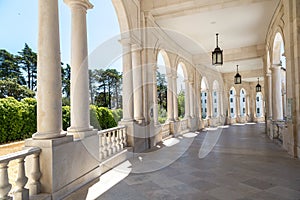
[[256, 92, 263, 117], [177, 63, 186, 119], [229, 88, 236, 118], [157, 51, 169, 124], [240, 89, 246, 117]]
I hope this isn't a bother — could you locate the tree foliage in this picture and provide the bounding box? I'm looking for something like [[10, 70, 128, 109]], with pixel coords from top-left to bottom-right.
[[0, 79, 35, 100], [17, 43, 37, 90], [90, 69, 122, 109]]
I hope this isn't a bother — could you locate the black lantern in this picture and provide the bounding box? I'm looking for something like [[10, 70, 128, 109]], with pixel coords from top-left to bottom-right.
[[234, 65, 241, 84], [256, 78, 261, 92], [212, 33, 223, 65]]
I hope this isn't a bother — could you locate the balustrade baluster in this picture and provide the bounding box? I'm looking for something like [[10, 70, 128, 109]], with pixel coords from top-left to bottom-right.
[[99, 134, 104, 161], [14, 157, 29, 200], [0, 162, 12, 200], [107, 132, 112, 156], [29, 153, 41, 196]]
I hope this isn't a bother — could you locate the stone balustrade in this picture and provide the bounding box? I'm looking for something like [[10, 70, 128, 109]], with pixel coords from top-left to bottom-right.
[[181, 119, 188, 132], [99, 126, 127, 161], [0, 147, 41, 200]]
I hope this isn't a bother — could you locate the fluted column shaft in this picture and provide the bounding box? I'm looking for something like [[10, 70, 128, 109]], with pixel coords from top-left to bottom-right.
[[271, 65, 283, 120], [65, 0, 93, 132], [153, 66, 159, 125], [189, 81, 195, 118], [166, 74, 174, 122], [172, 76, 179, 120], [184, 80, 191, 118], [33, 0, 64, 139], [121, 41, 134, 121], [132, 44, 144, 122], [266, 73, 272, 118]]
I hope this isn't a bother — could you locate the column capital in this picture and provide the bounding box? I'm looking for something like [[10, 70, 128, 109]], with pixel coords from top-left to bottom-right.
[[271, 64, 281, 70], [266, 73, 272, 77], [64, 0, 93, 9], [131, 43, 142, 52]]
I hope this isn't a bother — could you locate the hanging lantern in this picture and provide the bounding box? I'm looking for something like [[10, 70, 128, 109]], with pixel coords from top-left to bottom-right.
[[234, 65, 241, 84], [212, 33, 223, 65], [256, 78, 261, 92]]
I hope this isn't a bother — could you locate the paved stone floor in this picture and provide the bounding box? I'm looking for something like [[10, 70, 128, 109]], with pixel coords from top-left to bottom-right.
[[67, 123, 300, 200]]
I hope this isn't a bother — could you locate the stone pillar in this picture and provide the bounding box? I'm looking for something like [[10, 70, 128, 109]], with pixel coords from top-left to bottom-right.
[[184, 79, 190, 118], [65, 0, 94, 137], [33, 0, 65, 139], [172, 75, 179, 121], [271, 65, 283, 120], [266, 73, 272, 118], [131, 44, 144, 123], [246, 95, 250, 119], [167, 74, 174, 122], [153, 66, 159, 125], [189, 81, 195, 118], [120, 40, 134, 121], [207, 90, 212, 119], [236, 95, 240, 120]]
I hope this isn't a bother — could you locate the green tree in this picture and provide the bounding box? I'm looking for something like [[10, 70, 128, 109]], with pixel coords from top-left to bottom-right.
[[17, 43, 37, 90], [61, 63, 71, 98], [0, 49, 25, 84], [0, 79, 35, 100], [157, 71, 167, 110], [178, 90, 185, 118]]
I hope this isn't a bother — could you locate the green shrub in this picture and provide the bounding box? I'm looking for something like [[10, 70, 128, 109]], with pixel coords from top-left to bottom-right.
[[62, 106, 70, 131], [111, 108, 123, 123], [0, 97, 24, 143], [96, 107, 117, 130], [20, 98, 37, 138], [90, 105, 101, 130]]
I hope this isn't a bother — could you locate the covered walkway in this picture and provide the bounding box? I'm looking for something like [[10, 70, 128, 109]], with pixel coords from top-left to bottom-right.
[[66, 123, 300, 200]]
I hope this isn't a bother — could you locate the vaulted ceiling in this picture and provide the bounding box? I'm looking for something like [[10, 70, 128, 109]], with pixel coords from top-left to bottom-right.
[[141, 0, 280, 80]]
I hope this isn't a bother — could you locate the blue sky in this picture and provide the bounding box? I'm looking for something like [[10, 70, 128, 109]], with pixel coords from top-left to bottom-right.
[[0, 0, 121, 68]]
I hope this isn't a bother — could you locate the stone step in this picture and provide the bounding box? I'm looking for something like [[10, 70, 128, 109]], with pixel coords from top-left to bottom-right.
[[30, 193, 51, 200]]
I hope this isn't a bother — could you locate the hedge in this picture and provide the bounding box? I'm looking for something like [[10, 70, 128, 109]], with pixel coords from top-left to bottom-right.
[[0, 97, 122, 144]]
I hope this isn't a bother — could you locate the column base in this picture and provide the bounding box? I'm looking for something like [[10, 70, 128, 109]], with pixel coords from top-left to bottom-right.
[[67, 128, 98, 140], [32, 131, 67, 140]]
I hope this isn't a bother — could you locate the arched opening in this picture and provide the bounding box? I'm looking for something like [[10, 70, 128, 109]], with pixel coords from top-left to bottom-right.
[[156, 50, 170, 124], [201, 77, 209, 119], [272, 32, 286, 120], [256, 92, 263, 117], [212, 80, 219, 118], [229, 87, 236, 118], [177, 63, 186, 119], [240, 88, 246, 117]]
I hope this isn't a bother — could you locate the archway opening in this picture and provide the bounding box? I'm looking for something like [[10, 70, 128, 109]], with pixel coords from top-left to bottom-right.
[[177, 63, 186, 119], [157, 50, 169, 124], [212, 80, 219, 118]]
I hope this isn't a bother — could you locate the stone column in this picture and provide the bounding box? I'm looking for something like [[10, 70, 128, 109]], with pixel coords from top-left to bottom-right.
[[236, 95, 240, 120], [266, 73, 272, 118], [207, 90, 212, 118], [33, 0, 65, 139], [65, 0, 94, 136], [246, 95, 250, 119], [271, 64, 283, 120], [131, 44, 144, 123], [189, 81, 195, 118], [153, 65, 159, 125], [184, 79, 190, 118], [120, 40, 134, 121], [167, 74, 174, 122], [227, 92, 231, 118], [172, 75, 179, 120]]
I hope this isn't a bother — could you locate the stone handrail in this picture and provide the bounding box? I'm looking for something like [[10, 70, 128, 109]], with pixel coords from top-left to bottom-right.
[[0, 147, 41, 200], [98, 126, 127, 161]]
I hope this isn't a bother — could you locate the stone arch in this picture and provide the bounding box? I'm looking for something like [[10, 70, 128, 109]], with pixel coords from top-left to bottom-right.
[[111, 0, 130, 34], [272, 32, 285, 65]]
